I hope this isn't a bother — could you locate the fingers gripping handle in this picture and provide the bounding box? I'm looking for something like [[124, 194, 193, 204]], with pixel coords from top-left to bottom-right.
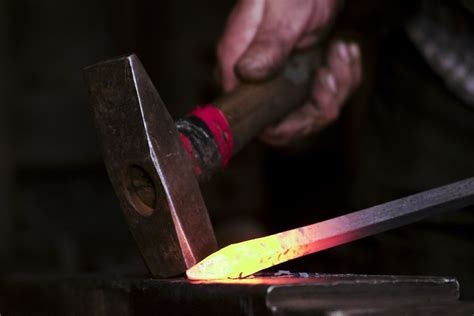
[[178, 50, 318, 182]]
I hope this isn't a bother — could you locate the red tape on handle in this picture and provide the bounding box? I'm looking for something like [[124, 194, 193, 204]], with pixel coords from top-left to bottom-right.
[[190, 105, 234, 167], [180, 134, 203, 176]]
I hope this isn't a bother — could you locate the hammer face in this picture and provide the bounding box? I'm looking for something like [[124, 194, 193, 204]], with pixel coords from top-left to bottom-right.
[[85, 55, 217, 277]]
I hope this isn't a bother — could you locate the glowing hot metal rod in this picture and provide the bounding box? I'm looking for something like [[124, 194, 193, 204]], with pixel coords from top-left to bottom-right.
[[187, 177, 474, 280]]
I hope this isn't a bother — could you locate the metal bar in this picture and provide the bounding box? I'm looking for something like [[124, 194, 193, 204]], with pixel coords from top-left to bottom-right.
[[188, 177, 474, 280]]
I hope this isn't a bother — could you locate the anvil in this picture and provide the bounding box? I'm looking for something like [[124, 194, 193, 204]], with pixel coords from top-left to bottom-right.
[[3, 272, 473, 315]]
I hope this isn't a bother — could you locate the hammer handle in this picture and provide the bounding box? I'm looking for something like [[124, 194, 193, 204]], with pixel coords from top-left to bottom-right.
[[177, 51, 319, 182], [216, 52, 316, 153]]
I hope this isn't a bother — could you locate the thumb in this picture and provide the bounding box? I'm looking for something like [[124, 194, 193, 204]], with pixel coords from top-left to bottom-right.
[[236, 0, 311, 82], [217, 0, 265, 92]]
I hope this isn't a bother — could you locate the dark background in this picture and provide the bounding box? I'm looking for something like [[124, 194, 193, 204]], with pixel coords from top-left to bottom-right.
[[0, 0, 471, 288], [0, 0, 361, 275]]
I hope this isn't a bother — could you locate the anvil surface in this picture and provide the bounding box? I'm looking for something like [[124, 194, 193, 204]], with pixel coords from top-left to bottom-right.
[[1, 272, 473, 315]]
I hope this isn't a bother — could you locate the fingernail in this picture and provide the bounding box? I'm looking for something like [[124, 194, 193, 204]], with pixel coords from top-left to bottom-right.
[[349, 43, 360, 59], [337, 42, 350, 64], [325, 72, 337, 94]]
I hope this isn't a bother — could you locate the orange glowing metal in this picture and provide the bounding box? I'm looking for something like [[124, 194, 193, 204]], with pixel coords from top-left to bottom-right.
[[186, 219, 344, 280], [187, 177, 474, 280]]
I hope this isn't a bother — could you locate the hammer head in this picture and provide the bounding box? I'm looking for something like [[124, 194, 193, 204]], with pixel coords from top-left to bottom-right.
[[84, 55, 217, 277]]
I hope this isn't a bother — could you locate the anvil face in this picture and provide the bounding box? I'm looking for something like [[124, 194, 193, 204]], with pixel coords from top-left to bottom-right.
[[0, 272, 464, 315]]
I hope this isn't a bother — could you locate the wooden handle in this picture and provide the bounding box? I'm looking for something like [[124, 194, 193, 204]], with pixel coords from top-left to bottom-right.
[[216, 51, 317, 153], [176, 50, 319, 182]]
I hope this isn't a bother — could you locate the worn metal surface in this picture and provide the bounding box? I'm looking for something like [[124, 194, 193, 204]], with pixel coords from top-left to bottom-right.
[[1, 272, 469, 315], [322, 175, 474, 246], [84, 55, 217, 278]]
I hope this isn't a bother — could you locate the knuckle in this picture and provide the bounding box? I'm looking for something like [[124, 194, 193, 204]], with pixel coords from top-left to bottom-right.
[[316, 104, 340, 123]]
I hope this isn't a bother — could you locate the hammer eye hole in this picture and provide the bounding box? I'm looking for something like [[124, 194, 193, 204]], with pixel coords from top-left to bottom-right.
[[127, 165, 156, 217]]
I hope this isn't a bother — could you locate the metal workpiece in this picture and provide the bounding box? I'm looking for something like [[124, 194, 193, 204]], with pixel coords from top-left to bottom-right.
[[187, 176, 474, 280], [1, 273, 470, 315], [84, 55, 217, 277]]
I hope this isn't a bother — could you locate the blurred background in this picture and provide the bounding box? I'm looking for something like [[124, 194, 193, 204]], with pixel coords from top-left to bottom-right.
[[0, 0, 472, 293]]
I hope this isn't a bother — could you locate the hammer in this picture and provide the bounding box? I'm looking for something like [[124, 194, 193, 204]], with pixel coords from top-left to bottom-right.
[[84, 51, 318, 277]]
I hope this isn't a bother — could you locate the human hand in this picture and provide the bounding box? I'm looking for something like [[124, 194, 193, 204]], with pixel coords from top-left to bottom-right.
[[260, 40, 362, 145], [217, 0, 362, 145]]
